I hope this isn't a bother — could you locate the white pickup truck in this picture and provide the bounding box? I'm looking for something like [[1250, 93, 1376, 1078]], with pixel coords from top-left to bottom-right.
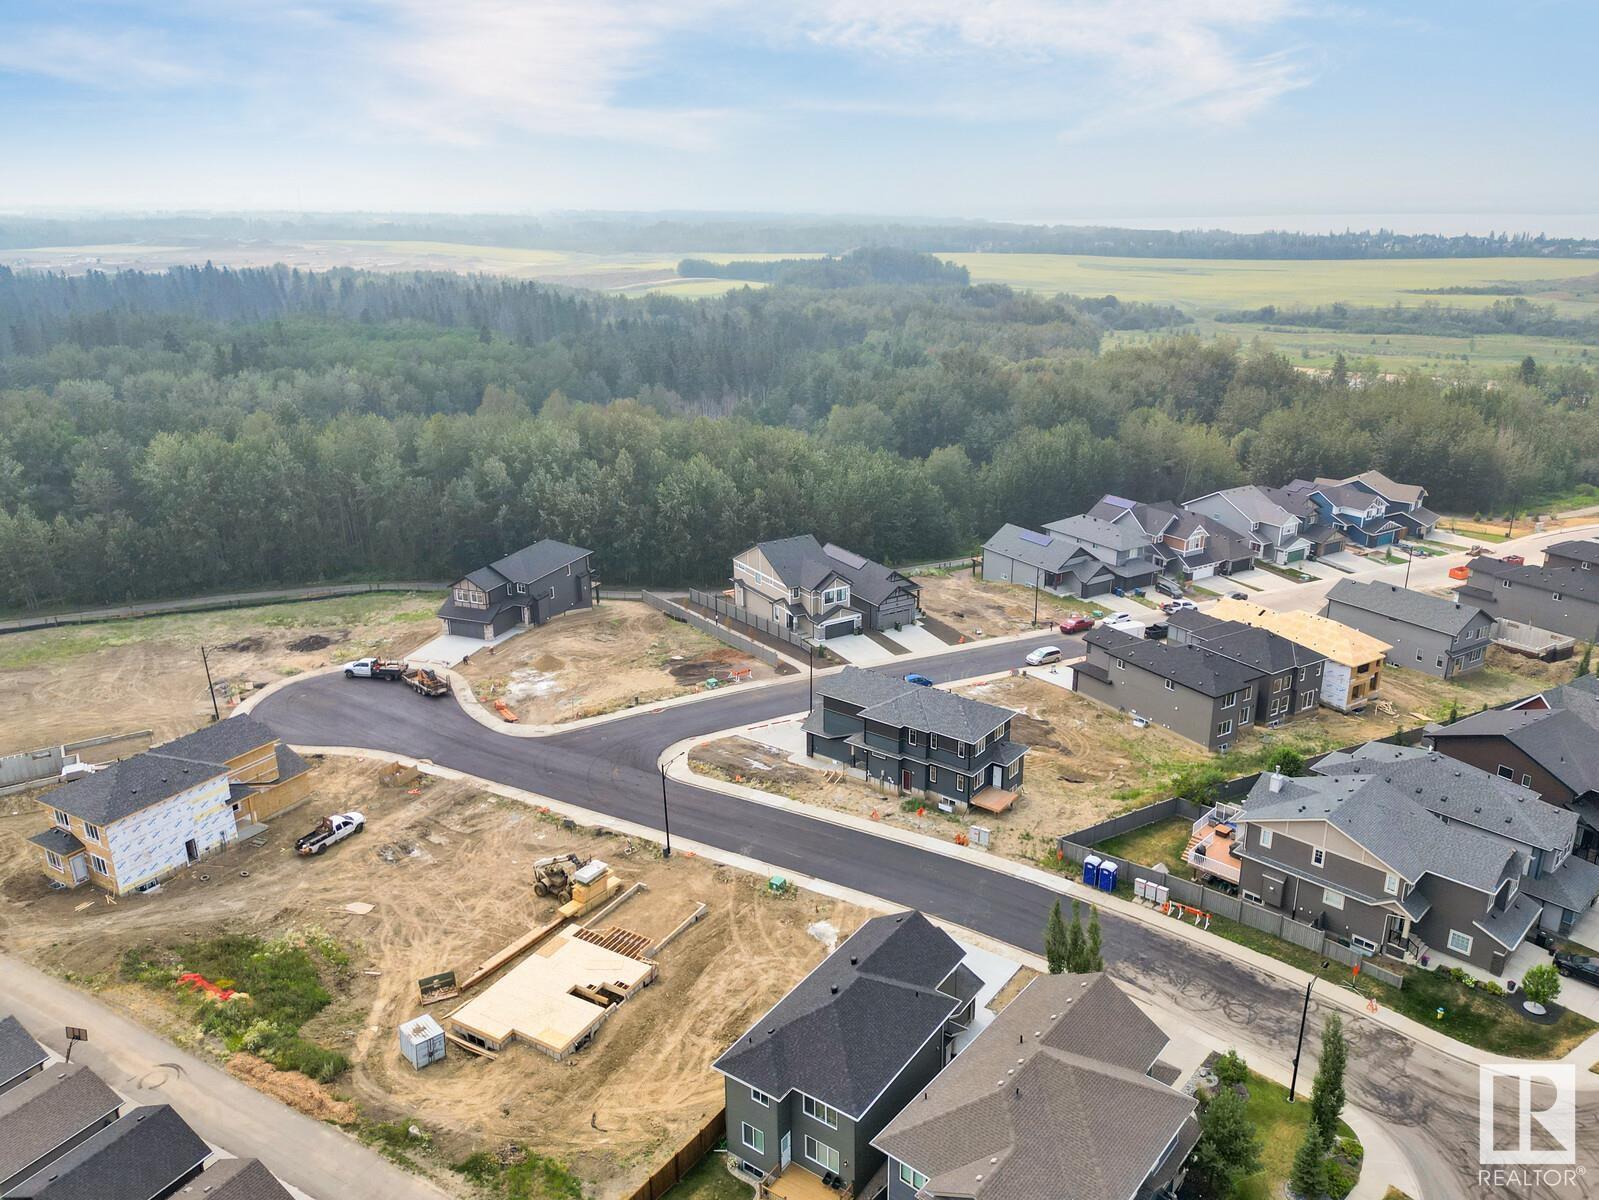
[[342, 658, 406, 680], [295, 812, 365, 856]]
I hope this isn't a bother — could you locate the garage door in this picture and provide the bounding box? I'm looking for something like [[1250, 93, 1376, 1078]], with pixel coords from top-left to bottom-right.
[[1192, 564, 1216, 580], [1081, 579, 1112, 598]]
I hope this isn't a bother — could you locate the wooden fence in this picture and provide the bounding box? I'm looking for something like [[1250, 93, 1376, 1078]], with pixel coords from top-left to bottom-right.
[[622, 1108, 726, 1200]]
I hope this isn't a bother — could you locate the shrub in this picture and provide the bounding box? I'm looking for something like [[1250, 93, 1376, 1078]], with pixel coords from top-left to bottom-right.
[[1214, 1049, 1249, 1087], [1522, 963, 1561, 1008], [1325, 1158, 1361, 1199]]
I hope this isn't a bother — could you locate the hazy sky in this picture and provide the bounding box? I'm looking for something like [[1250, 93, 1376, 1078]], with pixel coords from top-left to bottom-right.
[[2, 1, 1595, 227]]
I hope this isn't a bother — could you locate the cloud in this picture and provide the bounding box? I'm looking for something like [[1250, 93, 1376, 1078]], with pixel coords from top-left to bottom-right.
[[0, 25, 209, 90]]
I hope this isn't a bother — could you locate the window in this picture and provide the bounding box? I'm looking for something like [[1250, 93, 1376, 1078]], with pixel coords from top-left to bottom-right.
[[53, 809, 70, 828], [1435, 657, 1445, 669], [1415, 651, 1424, 662], [1242, 890, 1263, 904], [1216, 719, 1233, 737], [822, 584, 849, 606], [907, 729, 918, 746], [899, 1164, 929, 1190], [1259, 828, 1273, 849], [1241, 687, 1253, 704], [1500, 579, 1511, 589], [1222, 691, 1235, 708], [565, 563, 572, 576], [83, 823, 101, 843], [1384, 873, 1400, 896], [1521, 774, 1532, 788], [1351, 934, 1379, 953], [750, 1088, 771, 1107], [1496, 765, 1514, 780], [89, 854, 109, 876], [1447, 930, 1474, 956], [1323, 888, 1345, 910], [1312, 847, 1326, 868], [928, 767, 937, 783], [1301, 691, 1315, 708], [1115, 659, 1126, 670], [741, 1123, 765, 1155], [956, 775, 966, 793], [929, 734, 939, 751], [1552, 593, 1561, 602], [804, 1136, 840, 1174], [802, 1096, 839, 1128], [1164, 679, 1175, 691], [772, 603, 785, 622], [45, 850, 63, 872], [960, 743, 971, 759]]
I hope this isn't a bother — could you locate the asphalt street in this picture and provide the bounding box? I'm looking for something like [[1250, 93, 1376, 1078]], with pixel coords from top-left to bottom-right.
[[254, 633, 1597, 1200]]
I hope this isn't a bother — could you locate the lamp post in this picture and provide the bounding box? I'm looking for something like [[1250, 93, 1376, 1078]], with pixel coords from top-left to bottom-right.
[[1033, 578, 1041, 626], [808, 642, 815, 712], [1288, 960, 1331, 1102], [658, 760, 674, 860], [199, 645, 220, 722]]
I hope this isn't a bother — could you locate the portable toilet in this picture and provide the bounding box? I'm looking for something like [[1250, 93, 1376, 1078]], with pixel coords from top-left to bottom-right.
[[398, 1014, 446, 1070], [1097, 861, 1119, 893], [1083, 855, 1101, 888]]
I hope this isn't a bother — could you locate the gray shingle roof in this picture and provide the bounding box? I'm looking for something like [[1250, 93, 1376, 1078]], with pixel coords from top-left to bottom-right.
[[6, 1104, 210, 1200], [1168, 614, 1325, 675], [26, 829, 85, 858], [1042, 513, 1151, 554], [1083, 628, 1264, 697], [1428, 678, 1599, 797], [1290, 479, 1378, 511], [1189, 485, 1301, 528], [713, 912, 966, 1117], [0, 1018, 48, 1088], [1324, 579, 1486, 636], [982, 524, 1082, 573], [0, 1064, 121, 1188], [175, 1158, 294, 1200], [1470, 558, 1599, 605], [749, 535, 916, 607], [147, 716, 276, 768], [817, 667, 1016, 742], [872, 974, 1194, 1200], [1521, 855, 1599, 913], [485, 539, 591, 585], [1546, 539, 1599, 566], [1341, 470, 1425, 506], [435, 595, 522, 625]]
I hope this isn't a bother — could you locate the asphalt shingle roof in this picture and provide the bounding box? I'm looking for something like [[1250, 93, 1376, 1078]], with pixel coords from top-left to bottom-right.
[[817, 667, 1016, 741], [174, 1158, 294, 1200], [485, 539, 591, 585], [713, 912, 966, 1117], [1083, 628, 1264, 697], [1042, 513, 1151, 555], [1325, 578, 1487, 636], [1428, 677, 1599, 797], [1470, 558, 1599, 605], [0, 1018, 48, 1088], [982, 524, 1081, 574], [1341, 470, 1426, 507], [872, 975, 1194, 1200], [0, 1065, 121, 1188], [1190, 485, 1302, 528], [1546, 539, 1599, 566], [147, 716, 276, 768], [6, 1104, 210, 1200], [750, 535, 916, 607], [1166, 614, 1325, 675], [26, 828, 85, 858], [1522, 855, 1599, 913]]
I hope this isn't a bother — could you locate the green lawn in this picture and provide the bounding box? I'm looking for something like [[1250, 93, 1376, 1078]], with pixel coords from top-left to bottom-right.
[[1095, 816, 1196, 880], [1232, 1069, 1360, 1200], [662, 1154, 752, 1200]]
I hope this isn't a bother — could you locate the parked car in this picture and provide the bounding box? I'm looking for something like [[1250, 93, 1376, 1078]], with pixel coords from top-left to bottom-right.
[[1025, 645, 1063, 666], [1058, 615, 1095, 634], [903, 673, 935, 687], [1101, 611, 1147, 637], [296, 812, 365, 856], [1554, 952, 1599, 987], [1144, 622, 1169, 640], [1154, 577, 1184, 600], [1160, 598, 1198, 614], [1227, 591, 1249, 601]]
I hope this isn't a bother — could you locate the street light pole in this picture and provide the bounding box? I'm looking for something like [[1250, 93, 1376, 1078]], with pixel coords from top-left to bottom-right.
[[199, 645, 220, 722], [1287, 960, 1330, 1102], [1033, 579, 1040, 626], [808, 643, 815, 712], [659, 762, 673, 860]]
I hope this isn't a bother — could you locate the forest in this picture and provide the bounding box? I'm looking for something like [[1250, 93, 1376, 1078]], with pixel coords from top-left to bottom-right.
[[1, 261, 1597, 611], [1217, 298, 1599, 340]]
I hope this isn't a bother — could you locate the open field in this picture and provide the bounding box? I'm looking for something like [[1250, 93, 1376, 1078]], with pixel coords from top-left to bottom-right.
[[0, 758, 864, 1199], [0, 592, 441, 755], [457, 601, 776, 725], [913, 569, 1103, 640]]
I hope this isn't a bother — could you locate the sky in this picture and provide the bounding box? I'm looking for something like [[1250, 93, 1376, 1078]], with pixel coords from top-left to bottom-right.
[[1, 1, 1596, 231]]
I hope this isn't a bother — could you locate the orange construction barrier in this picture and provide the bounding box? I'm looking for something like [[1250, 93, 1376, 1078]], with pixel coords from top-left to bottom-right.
[[492, 699, 520, 723]]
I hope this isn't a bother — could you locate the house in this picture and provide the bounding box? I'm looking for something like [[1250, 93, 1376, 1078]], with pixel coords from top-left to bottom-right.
[[1543, 539, 1599, 572], [981, 514, 1158, 600], [1235, 746, 1582, 974], [1203, 599, 1389, 712], [804, 668, 1028, 813], [873, 974, 1198, 1200], [1426, 675, 1599, 864], [1184, 485, 1318, 565], [1165, 611, 1326, 728], [1459, 556, 1599, 642], [1323, 579, 1492, 679], [0, 1017, 49, 1095], [0, 1064, 122, 1193], [175, 1158, 294, 1199], [28, 715, 314, 895], [1320, 470, 1440, 539], [1285, 479, 1400, 550], [714, 912, 980, 1199], [437, 539, 595, 641], [6, 1104, 210, 1200], [1038, 514, 1160, 593], [733, 536, 920, 640], [1087, 496, 1255, 581], [1072, 628, 1269, 752]]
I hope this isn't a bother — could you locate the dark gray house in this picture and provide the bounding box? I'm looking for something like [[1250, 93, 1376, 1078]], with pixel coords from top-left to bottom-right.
[[437, 540, 595, 640], [1166, 610, 1325, 728], [1544, 539, 1599, 572], [1073, 628, 1267, 751], [0, 1017, 48, 1095], [184, 1158, 295, 1199], [1086, 496, 1255, 582], [873, 974, 1198, 1200], [734, 536, 921, 638], [0, 1064, 122, 1194], [1323, 579, 1491, 678], [714, 912, 979, 1198], [804, 668, 1028, 812], [6, 1103, 210, 1200], [1460, 556, 1599, 641]]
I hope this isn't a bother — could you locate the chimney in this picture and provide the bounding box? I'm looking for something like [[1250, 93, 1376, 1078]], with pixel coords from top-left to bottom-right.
[[1268, 772, 1285, 793]]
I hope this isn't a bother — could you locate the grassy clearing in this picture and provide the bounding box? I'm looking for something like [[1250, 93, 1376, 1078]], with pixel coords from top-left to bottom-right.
[[1232, 1068, 1361, 1200], [452, 1146, 587, 1200], [1094, 816, 1197, 880], [660, 1154, 752, 1200]]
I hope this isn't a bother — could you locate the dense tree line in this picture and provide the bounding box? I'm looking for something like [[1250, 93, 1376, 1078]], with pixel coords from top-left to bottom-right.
[[1217, 298, 1599, 341], [2, 265, 1596, 611], [679, 248, 970, 287]]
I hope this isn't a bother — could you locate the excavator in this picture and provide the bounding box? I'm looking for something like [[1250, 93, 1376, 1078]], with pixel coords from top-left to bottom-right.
[[532, 853, 588, 903]]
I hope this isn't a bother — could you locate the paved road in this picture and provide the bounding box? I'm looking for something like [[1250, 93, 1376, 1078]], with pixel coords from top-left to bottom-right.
[[0, 953, 448, 1200], [257, 635, 1597, 1200]]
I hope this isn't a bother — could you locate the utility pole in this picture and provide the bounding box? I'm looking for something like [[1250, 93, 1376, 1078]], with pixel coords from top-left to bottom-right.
[[1033, 578, 1041, 626], [1287, 960, 1329, 1102], [659, 762, 673, 860], [199, 645, 220, 722], [808, 643, 815, 712]]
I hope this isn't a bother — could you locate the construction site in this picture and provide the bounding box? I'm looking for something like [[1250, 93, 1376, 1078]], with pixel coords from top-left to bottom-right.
[[0, 757, 865, 1199]]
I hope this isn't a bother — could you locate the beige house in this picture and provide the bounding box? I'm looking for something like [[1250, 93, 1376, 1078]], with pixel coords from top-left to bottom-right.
[[1206, 598, 1388, 712]]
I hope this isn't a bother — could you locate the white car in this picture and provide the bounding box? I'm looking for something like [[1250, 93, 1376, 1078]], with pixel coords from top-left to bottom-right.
[[1102, 611, 1141, 629], [1161, 598, 1199, 614], [1025, 645, 1063, 666]]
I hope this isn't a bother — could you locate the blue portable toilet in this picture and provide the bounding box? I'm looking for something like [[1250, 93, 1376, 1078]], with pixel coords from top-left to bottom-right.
[[1082, 855, 1101, 888], [1098, 861, 1119, 893]]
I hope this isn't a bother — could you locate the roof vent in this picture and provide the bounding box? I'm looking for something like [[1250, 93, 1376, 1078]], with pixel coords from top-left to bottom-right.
[[830, 985, 838, 994], [850, 956, 858, 965]]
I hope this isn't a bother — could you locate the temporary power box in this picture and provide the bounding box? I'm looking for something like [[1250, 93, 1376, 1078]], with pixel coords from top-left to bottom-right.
[[398, 1014, 446, 1070]]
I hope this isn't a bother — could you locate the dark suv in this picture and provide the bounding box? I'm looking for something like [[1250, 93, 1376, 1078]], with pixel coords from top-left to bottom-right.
[[1553, 952, 1599, 987]]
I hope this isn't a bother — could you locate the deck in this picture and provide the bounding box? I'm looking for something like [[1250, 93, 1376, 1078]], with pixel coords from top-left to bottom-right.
[[1184, 815, 1243, 884], [970, 787, 1018, 814], [763, 1163, 841, 1200]]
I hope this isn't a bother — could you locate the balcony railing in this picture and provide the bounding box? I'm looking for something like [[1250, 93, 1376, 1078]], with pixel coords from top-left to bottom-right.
[[1186, 804, 1243, 884]]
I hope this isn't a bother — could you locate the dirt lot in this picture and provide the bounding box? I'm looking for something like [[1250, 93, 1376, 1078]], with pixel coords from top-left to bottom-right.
[[0, 593, 441, 755], [0, 759, 863, 1199], [457, 601, 777, 724], [912, 569, 1103, 642]]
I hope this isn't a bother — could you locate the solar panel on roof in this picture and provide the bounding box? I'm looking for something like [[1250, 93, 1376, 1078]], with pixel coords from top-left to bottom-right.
[[1017, 529, 1054, 547], [1101, 494, 1137, 509], [822, 543, 868, 570]]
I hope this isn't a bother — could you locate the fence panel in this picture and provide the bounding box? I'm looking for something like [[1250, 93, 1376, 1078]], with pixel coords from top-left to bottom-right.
[[622, 1109, 726, 1200], [1280, 919, 1327, 953], [641, 593, 783, 669], [1066, 797, 1205, 847], [686, 589, 813, 654]]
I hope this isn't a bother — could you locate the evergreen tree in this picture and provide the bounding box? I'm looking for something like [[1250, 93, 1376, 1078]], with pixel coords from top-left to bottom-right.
[[1085, 904, 1104, 971], [1289, 1121, 1327, 1198], [1044, 899, 1069, 974], [1066, 899, 1088, 972], [1186, 1088, 1263, 1200], [1309, 1014, 1347, 1145]]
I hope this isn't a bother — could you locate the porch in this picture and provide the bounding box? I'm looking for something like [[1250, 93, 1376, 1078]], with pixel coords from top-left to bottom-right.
[[1183, 805, 1242, 884], [762, 1162, 843, 1200], [970, 787, 1018, 815]]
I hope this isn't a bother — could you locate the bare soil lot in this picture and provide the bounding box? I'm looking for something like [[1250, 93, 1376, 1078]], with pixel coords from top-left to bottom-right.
[[913, 569, 1104, 642], [0, 593, 441, 755], [457, 601, 776, 724], [0, 759, 862, 1199]]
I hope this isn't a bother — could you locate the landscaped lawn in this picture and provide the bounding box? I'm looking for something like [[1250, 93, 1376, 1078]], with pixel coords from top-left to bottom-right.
[[662, 1154, 752, 1200], [1095, 816, 1196, 879], [1232, 1069, 1359, 1200]]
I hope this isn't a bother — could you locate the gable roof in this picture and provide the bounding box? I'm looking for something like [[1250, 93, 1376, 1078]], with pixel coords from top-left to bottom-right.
[[1339, 470, 1425, 506], [749, 535, 915, 606], [983, 524, 1082, 574], [1546, 539, 1599, 566], [0, 1018, 48, 1088], [1468, 558, 1599, 605], [6, 1104, 209, 1200], [175, 1158, 294, 1200], [1292, 479, 1380, 511], [1166, 613, 1325, 675], [485, 539, 591, 586], [145, 716, 276, 768], [1188, 485, 1302, 529], [1204, 600, 1390, 667], [1087, 496, 1180, 538], [1083, 628, 1263, 697], [1428, 676, 1599, 797], [713, 912, 965, 1117], [872, 974, 1194, 1200], [0, 1064, 122, 1188], [1324, 579, 1486, 636], [1041, 513, 1151, 555], [817, 667, 1016, 742]]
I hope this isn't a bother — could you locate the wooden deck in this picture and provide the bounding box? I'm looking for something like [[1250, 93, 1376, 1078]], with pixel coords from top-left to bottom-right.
[[1185, 819, 1242, 883], [763, 1164, 841, 1200], [970, 787, 1018, 814]]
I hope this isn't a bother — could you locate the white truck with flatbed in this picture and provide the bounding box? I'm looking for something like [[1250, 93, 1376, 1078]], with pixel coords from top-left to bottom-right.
[[343, 657, 407, 680], [295, 812, 365, 856]]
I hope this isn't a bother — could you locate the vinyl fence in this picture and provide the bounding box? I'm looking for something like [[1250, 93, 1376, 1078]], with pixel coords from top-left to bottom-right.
[[686, 588, 813, 654], [642, 592, 787, 669], [622, 1109, 726, 1200], [0, 730, 154, 796]]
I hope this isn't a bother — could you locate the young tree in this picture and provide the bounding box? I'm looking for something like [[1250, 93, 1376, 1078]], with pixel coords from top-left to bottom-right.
[[1085, 903, 1104, 971], [1288, 1121, 1328, 1199], [1264, 747, 1307, 777], [1309, 1014, 1347, 1145], [1066, 899, 1088, 972], [1521, 963, 1561, 1010], [1187, 1087, 1263, 1200], [1044, 899, 1070, 974], [1214, 1049, 1249, 1088]]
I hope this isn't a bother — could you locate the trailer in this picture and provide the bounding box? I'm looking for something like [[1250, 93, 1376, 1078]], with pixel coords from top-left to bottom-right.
[[295, 811, 365, 856], [404, 666, 450, 697], [343, 658, 407, 680]]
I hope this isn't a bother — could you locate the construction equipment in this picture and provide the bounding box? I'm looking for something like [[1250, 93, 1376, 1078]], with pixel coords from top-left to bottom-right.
[[403, 666, 449, 697], [295, 811, 365, 856], [533, 853, 589, 902]]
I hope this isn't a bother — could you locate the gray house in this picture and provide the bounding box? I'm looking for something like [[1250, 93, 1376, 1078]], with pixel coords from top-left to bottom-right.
[[1073, 628, 1266, 751], [804, 668, 1028, 812], [1544, 539, 1599, 572], [0, 1064, 122, 1194], [873, 974, 1198, 1200], [714, 912, 979, 1198], [1323, 579, 1491, 679], [6, 1103, 211, 1200], [1460, 556, 1599, 642], [1184, 485, 1315, 565], [437, 539, 595, 640], [1088, 496, 1255, 582], [1166, 610, 1325, 728], [734, 536, 920, 639], [0, 1017, 48, 1095], [981, 514, 1157, 599]]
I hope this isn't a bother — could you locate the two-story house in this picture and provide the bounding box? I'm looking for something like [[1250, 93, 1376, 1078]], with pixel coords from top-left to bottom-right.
[[733, 536, 920, 640], [437, 539, 595, 641], [1323, 579, 1491, 679], [1202, 599, 1388, 712], [804, 668, 1028, 812], [1184, 485, 1316, 565], [28, 715, 313, 895], [1087, 495, 1256, 582], [1320, 470, 1440, 539], [1165, 610, 1325, 727], [873, 974, 1198, 1200], [1284, 478, 1401, 549], [1543, 539, 1599, 573], [714, 912, 980, 1199], [982, 513, 1162, 599], [1460, 555, 1599, 642], [1072, 628, 1267, 751]]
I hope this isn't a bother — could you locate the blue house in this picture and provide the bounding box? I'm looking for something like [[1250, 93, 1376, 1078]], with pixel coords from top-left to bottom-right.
[[1314, 471, 1439, 541], [1285, 479, 1402, 549]]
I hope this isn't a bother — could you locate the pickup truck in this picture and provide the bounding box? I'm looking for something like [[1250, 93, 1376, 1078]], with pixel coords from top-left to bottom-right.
[[343, 658, 407, 680], [296, 812, 365, 856], [1101, 611, 1147, 638]]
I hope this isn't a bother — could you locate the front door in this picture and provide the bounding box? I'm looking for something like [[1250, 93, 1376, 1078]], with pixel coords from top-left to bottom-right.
[[900, 769, 912, 792], [185, 839, 199, 864], [780, 1132, 791, 1169], [70, 856, 88, 883], [990, 764, 1004, 788]]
